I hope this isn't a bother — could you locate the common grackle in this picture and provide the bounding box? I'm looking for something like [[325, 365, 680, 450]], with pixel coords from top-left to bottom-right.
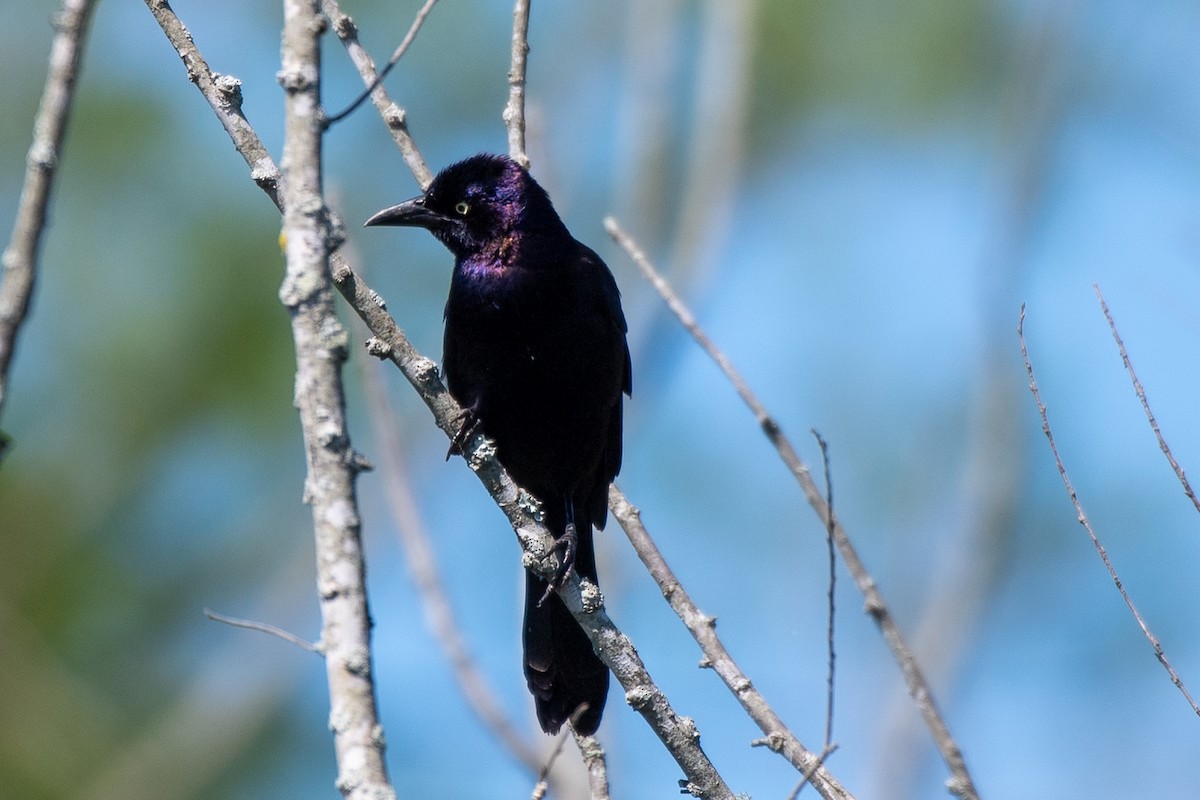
[[366, 154, 630, 735]]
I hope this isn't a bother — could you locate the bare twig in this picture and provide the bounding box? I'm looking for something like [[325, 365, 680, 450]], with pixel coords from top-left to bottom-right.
[[203, 608, 320, 652], [609, 488, 853, 800], [144, 0, 282, 204], [573, 732, 611, 800], [325, 0, 438, 124], [1094, 284, 1200, 516], [606, 217, 976, 798], [0, 0, 97, 454], [359, 346, 544, 774], [529, 735, 567, 800], [1019, 305, 1200, 717], [811, 430, 837, 750], [503, 0, 531, 168], [278, 2, 396, 798], [323, 0, 433, 187]]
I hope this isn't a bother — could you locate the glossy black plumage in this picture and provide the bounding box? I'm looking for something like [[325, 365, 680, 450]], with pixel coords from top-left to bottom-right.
[[366, 154, 630, 735]]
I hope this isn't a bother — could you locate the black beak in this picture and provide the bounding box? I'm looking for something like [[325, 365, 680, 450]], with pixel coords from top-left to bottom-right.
[[364, 196, 449, 229]]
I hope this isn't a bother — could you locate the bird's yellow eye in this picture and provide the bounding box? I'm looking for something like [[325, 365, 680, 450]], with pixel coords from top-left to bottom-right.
[[455, 201, 470, 216]]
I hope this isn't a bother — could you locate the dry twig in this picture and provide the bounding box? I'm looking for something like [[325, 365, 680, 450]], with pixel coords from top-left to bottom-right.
[[322, 0, 433, 187], [1019, 305, 1200, 717], [1094, 284, 1200, 516], [0, 0, 97, 454], [573, 732, 612, 800], [203, 608, 320, 653], [811, 430, 837, 751], [503, 0, 531, 168], [325, 0, 439, 124]]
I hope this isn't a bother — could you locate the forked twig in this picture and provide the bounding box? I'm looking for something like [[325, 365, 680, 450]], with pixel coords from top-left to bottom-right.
[[325, 0, 439, 124], [1019, 304, 1200, 717], [323, 0, 433, 187]]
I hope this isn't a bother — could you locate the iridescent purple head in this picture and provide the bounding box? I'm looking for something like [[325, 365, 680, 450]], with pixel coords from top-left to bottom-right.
[[365, 154, 568, 261]]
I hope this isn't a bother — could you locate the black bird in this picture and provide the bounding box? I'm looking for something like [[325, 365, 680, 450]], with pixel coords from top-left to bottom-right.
[[365, 154, 630, 735]]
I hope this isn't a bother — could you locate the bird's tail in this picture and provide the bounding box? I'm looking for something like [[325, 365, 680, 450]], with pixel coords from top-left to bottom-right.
[[522, 556, 609, 735]]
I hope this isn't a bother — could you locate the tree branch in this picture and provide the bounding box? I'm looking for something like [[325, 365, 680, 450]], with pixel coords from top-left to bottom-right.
[[324, 0, 439, 125], [323, 0, 434, 187], [572, 732, 611, 800], [144, 0, 282, 203], [0, 0, 97, 456], [503, 0, 531, 168], [278, 2, 396, 798], [606, 216, 977, 799]]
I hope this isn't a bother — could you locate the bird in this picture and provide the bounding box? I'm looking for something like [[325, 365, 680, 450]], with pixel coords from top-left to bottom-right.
[[365, 153, 630, 735]]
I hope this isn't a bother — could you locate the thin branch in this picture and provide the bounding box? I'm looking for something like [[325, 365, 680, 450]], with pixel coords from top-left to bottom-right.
[[144, 0, 282, 204], [811, 430, 837, 750], [203, 608, 320, 652], [0, 0, 97, 455], [279, 0, 395, 796], [609, 488, 853, 800], [325, 0, 439, 124], [530, 710, 579, 800], [1094, 284, 1200, 516], [1019, 305, 1200, 717], [503, 0, 531, 168], [606, 216, 977, 799], [359, 345, 545, 774], [323, 0, 433, 187]]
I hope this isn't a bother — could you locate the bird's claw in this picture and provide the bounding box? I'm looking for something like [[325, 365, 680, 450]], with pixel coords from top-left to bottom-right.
[[537, 522, 578, 607], [446, 407, 482, 460]]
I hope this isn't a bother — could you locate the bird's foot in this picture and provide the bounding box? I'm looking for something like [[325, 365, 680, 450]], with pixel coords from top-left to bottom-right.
[[446, 407, 482, 460], [537, 522, 578, 606]]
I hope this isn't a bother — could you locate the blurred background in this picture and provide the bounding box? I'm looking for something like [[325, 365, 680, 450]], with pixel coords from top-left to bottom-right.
[[2, 1, 1198, 798]]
